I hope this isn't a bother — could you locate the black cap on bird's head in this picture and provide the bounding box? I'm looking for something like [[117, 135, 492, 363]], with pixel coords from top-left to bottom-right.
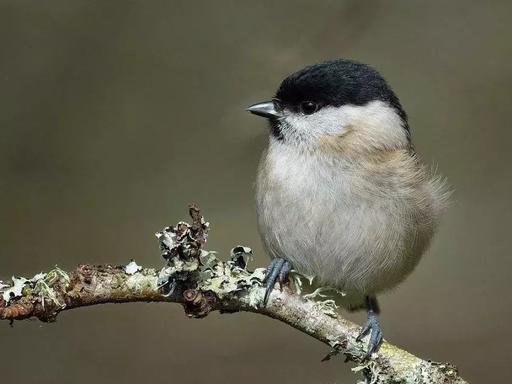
[[247, 59, 409, 143]]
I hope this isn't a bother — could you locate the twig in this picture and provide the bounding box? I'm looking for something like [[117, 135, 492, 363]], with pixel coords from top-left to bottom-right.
[[0, 206, 468, 384]]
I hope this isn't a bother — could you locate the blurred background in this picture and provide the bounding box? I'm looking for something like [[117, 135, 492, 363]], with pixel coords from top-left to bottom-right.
[[0, 1, 510, 383]]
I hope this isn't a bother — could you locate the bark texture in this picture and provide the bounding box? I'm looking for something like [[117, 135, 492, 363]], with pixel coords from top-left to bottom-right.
[[0, 205, 468, 384]]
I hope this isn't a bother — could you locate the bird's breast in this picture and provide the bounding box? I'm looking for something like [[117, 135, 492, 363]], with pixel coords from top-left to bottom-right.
[[256, 142, 436, 297]]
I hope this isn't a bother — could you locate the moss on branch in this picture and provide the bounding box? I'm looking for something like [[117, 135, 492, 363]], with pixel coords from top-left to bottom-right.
[[0, 205, 468, 384]]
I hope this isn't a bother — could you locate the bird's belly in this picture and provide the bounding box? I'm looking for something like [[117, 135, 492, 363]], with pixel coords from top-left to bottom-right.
[[257, 171, 428, 297]]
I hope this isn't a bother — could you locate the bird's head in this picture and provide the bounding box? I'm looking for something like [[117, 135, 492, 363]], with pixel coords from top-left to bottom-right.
[[247, 59, 411, 155]]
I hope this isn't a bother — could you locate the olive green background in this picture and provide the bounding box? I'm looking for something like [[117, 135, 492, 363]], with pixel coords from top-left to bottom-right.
[[0, 1, 510, 383]]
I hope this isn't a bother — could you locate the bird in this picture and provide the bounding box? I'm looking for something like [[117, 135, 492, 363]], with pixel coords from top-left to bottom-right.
[[246, 59, 449, 357]]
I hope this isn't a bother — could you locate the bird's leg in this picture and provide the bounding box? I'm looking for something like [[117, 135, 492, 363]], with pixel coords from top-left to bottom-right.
[[262, 257, 292, 305], [356, 296, 383, 359]]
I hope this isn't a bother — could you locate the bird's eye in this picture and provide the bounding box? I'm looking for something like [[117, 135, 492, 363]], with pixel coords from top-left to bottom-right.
[[299, 101, 319, 115]]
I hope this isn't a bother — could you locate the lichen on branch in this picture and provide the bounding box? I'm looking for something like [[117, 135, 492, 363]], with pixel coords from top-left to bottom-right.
[[0, 205, 468, 384]]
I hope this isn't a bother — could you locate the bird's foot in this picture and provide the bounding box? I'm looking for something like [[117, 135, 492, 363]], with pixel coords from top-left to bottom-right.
[[262, 257, 292, 305], [356, 309, 383, 360]]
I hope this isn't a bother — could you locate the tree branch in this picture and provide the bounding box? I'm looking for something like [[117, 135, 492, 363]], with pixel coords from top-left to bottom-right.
[[0, 206, 468, 384]]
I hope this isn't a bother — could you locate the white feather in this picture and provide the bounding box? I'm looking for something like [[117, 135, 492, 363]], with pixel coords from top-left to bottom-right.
[[256, 101, 449, 309]]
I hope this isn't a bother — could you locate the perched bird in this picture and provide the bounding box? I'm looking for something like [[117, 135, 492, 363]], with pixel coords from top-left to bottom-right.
[[247, 59, 448, 356]]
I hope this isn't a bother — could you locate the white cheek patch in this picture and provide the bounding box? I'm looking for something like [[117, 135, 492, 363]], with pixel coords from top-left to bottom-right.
[[284, 107, 348, 139], [280, 100, 409, 150]]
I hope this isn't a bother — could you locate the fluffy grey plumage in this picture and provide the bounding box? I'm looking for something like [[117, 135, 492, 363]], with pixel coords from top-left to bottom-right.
[[249, 60, 449, 312]]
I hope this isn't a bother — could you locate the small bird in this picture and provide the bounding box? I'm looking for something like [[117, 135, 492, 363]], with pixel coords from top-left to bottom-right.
[[247, 59, 448, 357]]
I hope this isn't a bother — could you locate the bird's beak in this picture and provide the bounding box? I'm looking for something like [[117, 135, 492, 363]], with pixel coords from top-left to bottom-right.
[[246, 101, 282, 119]]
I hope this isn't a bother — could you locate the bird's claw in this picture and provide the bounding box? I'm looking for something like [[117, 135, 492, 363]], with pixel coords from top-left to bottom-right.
[[356, 311, 383, 360], [262, 257, 291, 305]]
